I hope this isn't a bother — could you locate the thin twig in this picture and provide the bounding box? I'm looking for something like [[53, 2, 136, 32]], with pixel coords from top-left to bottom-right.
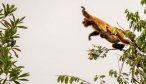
[[108, 48, 117, 50], [120, 61, 125, 74], [116, 55, 121, 74], [117, 22, 125, 30]]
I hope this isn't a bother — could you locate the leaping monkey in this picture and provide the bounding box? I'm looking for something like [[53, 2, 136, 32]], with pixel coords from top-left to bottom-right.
[[81, 6, 132, 50]]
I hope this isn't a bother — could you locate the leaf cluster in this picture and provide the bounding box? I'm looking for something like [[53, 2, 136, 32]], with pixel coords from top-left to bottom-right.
[[109, 69, 129, 84], [94, 75, 105, 84], [0, 3, 29, 84], [88, 45, 109, 60], [57, 75, 88, 84]]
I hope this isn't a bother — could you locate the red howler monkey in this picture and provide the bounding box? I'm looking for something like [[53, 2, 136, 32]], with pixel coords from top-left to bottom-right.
[[82, 18, 124, 50], [81, 6, 131, 50], [81, 6, 132, 44], [82, 18, 119, 42]]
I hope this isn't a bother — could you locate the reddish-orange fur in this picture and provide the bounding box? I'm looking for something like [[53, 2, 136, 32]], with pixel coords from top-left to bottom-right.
[[81, 6, 132, 45]]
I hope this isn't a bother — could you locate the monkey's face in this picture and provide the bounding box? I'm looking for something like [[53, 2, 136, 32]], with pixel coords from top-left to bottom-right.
[[82, 18, 93, 28]]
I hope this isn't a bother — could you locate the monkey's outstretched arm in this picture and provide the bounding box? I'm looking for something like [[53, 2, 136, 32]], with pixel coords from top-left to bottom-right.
[[88, 31, 100, 41]]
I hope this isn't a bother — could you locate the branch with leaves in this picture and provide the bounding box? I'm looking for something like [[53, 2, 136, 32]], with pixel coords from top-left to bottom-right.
[[0, 3, 29, 84], [57, 75, 91, 84]]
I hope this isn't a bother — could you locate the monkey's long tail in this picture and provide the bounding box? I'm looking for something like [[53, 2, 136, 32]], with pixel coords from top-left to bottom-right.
[[81, 6, 90, 18], [81, 6, 85, 11]]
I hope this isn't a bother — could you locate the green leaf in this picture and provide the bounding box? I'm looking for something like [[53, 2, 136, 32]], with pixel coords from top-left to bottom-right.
[[94, 76, 98, 81], [1, 21, 7, 28], [17, 26, 27, 29], [122, 72, 128, 76], [19, 16, 25, 22], [0, 16, 4, 19], [0, 9, 3, 13], [70, 77, 74, 84], [17, 66, 24, 69], [74, 77, 79, 82], [10, 4, 15, 8], [12, 14, 16, 22], [10, 8, 17, 14], [141, 0, 146, 5], [6, 4, 10, 13], [80, 82, 84, 84], [12, 35, 20, 38], [65, 76, 68, 84], [57, 76, 61, 82], [109, 69, 114, 77], [2, 3, 7, 17], [10, 19, 15, 27], [13, 49, 19, 57], [19, 73, 29, 78], [13, 48, 21, 52], [18, 79, 29, 81], [11, 27, 17, 35], [14, 81, 20, 84], [11, 40, 16, 47], [15, 18, 20, 25], [100, 75, 105, 79], [61, 76, 65, 83]]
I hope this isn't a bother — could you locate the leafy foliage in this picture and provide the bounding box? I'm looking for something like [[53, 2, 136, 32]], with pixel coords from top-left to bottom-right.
[[88, 45, 109, 60], [57, 75, 90, 84], [0, 3, 29, 84], [94, 75, 105, 84], [109, 69, 129, 84], [125, 9, 141, 32], [141, 0, 146, 5]]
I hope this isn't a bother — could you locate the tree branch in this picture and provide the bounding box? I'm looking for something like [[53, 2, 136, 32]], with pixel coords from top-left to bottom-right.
[[56, 75, 91, 84]]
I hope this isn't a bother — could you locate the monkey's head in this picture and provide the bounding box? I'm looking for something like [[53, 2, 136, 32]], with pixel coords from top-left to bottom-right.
[[82, 18, 94, 28]]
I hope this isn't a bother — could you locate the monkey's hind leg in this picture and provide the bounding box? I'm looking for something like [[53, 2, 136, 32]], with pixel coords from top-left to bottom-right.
[[89, 31, 100, 41], [112, 43, 125, 51]]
